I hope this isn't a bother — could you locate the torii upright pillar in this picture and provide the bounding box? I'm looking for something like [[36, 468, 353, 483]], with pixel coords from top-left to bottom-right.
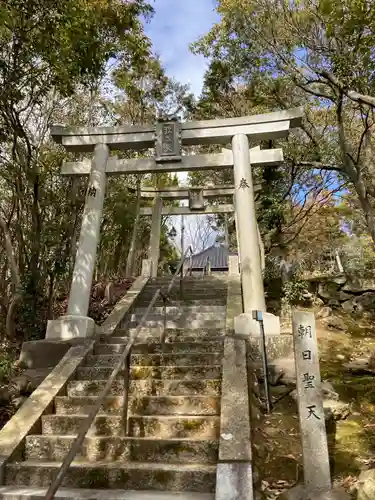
[[148, 193, 163, 277], [232, 136, 267, 313]]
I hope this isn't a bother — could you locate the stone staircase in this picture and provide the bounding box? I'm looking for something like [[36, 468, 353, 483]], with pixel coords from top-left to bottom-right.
[[0, 276, 228, 499]]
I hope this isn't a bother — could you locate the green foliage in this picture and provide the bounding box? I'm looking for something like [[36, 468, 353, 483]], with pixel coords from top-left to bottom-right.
[[282, 279, 309, 306], [0, 0, 153, 99], [192, 0, 375, 248], [0, 346, 16, 383]]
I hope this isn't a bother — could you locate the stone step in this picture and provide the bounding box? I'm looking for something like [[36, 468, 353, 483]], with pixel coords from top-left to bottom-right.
[[139, 290, 226, 297], [135, 298, 226, 307], [129, 416, 220, 439], [138, 294, 226, 302], [119, 328, 226, 340], [95, 340, 223, 355], [42, 414, 126, 436], [67, 379, 221, 397], [76, 365, 222, 381], [84, 353, 222, 368], [144, 281, 227, 288], [127, 319, 225, 330], [134, 302, 227, 316], [25, 435, 218, 463], [42, 415, 219, 439], [98, 334, 225, 346], [0, 486, 214, 500], [4, 461, 216, 492], [54, 396, 220, 416], [144, 283, 227, 290]]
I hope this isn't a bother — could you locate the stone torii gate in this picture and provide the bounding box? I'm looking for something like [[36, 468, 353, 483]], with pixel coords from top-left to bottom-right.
[[138, 183, 264, 277], [47, 109, 302, 340]]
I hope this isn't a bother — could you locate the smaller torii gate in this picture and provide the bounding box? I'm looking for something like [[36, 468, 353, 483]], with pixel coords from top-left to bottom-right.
[[138, 183, 264, 277]]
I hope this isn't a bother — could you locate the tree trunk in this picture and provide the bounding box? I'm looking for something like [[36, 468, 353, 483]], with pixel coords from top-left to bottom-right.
[[125, 176, 142, 278], [0, 215, 22, 339], [336, 99, 375, 246]]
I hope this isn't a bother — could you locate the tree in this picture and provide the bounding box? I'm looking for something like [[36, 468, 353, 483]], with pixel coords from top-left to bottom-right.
[[0, 0, 154, 339], [192, 0, 375, 246]]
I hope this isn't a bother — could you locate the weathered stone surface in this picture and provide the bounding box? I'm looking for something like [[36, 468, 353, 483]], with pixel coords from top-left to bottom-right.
[[25, 435, 219, 463], [323, 399, 350, 421], [317, 307, 332, 319], [17, 340, 82, 369], [85, 352, 222, 367], [338, 291, 352, 302], [215, 462, 253, 500], [46, 315, 95, 340], [5, 462, 216, 492], [234, 312, 280, 337], [357, 469, 375, 500], [218, 338, 251, 462], [342, 279, 375, 293], [248, 335, 294, 363], [292, 310, 331, 493], [318, 281, 341, 301], [321, 316, 346, 331]]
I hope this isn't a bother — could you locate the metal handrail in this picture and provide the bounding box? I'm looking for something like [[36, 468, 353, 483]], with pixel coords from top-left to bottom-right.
[[160, 245, 193, 345], [44, 245, 193, 500]]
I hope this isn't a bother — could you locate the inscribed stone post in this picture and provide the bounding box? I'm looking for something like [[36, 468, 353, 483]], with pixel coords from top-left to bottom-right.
[[292, 310, 331, 493]]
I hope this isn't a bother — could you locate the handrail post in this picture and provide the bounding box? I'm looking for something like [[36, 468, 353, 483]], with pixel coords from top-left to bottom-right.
[[121, 351, 131, 436], [161, 294, 167, 349], [180, 258, 184, 299]]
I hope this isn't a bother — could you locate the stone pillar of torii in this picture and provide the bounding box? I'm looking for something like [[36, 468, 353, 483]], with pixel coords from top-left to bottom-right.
[[46, 109, 302, 340]]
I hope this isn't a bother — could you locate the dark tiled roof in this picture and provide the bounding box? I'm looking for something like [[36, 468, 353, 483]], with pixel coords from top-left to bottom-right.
[[186, 244, 238, 270]]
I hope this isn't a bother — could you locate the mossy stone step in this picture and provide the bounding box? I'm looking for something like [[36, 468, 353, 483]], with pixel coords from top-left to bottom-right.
[[84, 353, 222, 368], [41, 415, 220, 439], [5, 461, 216, 492], [76, 365, 222, 381], [128, 415, 220, 439], [67, 378, 221, 398], [94, 340, 224, 355], [25, 435, 218, 463], [127, 320, 225, 330], [110, 327, 225, 337], [54, 395, 220, 416]]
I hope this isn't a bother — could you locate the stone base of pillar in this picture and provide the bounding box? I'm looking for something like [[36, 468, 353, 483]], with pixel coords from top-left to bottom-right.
[[248, 334, 294, 362], [141, 258, 152, 277], [234, 312, 280, 337], [46, 315, 95, 340]]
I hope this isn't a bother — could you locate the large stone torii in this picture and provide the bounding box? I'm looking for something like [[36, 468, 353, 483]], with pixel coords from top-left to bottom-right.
[[47, 108, 302, 340]]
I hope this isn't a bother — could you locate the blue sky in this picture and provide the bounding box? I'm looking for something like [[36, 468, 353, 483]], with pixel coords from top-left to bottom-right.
[[143, 1, 221, 252], [144, 0, 219, 97]]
